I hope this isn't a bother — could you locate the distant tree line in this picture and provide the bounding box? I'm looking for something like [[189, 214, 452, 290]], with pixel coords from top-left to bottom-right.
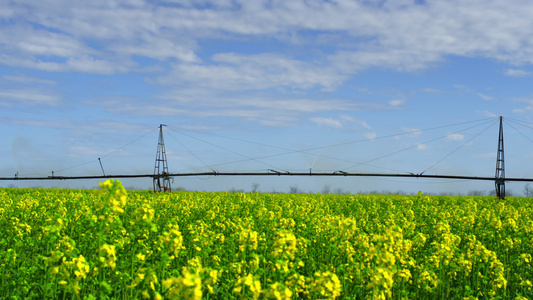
[[5, 182, 533, 198]]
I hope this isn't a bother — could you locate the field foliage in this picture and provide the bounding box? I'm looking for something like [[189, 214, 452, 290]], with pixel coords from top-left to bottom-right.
[[1, 179, 532, 299]]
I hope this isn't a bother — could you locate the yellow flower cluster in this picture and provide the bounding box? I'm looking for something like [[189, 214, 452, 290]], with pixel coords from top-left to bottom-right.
[[233, 273, 262, 299], [271, 230, 298, 260], [99, 244, 117, 270], [1, 181, 533, 299], [163, 268, 202, 300], [237, 228, 259, 252], [311, 271, 342, 298]]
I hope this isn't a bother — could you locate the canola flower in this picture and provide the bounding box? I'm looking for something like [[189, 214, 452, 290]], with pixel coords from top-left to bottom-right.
[[233, 273, 262, 299], [0, 180, 532, 299]]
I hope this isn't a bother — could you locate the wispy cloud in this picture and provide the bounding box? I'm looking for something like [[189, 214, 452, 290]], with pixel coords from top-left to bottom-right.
[[421, 88, 442, 93], [0, 89, 62, 107], [0, 116, 70, 128], [88, 92, 393, 127], [446, 133, 465, 141], [2, 0, 533, 77], [364, 132, 377, 140], [1, 74, 57, 85], [477, 93, 495, 101], [401, 127, 423, 138], [477, 110, 499, 118], [512, 97, 533, 114], [157, 53, 345, 91], [311, 115, 375, 131], [505, 69, 531, 77], [389, 99, 405, 107], [2, 0, 533, 129], [311, 117, 343, 129], [340, 115, 372, 129]]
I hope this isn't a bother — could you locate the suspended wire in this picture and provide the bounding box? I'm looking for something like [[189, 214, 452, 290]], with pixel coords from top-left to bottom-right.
[[170, 133, 410, 174], [420, 119, 497, 174], [177, 118, 495, 152], [4, 116, 518, 188], [177, 127, 293, 152], [506, 117, 533, 128], [341, 118, 497, 172], [167, 128, 288, 172], [54, 159, 99, 174], [46, 117, 498, 176], [55, 126, 159, 174], [293, 117, 496, 153], [171, 117, 495, 174], [169, 138, 411, 174], [100, 127, 159, 159], [164, 130, 215, 172], [504, 119, 533, 144]]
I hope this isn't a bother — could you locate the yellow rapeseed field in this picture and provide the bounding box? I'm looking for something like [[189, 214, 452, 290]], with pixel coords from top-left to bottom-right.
[[1, 179, 532, 299]]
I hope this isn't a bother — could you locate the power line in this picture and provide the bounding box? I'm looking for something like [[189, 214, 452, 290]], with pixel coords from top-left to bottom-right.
[[341, 118, 497, 172], [165, 129, 215, 172], [167, 118, 496, 174], [100, 126, 159, 159], [420, 119, 497, 174], [7, 116, 533, 192], [55, 126, 159, 174], [168, 128, 288, 172], [504, 119, 533, 144], [4, 171, 533, 182]]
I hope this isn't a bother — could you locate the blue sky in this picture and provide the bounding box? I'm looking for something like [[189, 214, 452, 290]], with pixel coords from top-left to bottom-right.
[[2, 0, 533, 194]]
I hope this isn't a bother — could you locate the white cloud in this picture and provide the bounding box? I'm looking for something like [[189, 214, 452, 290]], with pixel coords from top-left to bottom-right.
[[311, 117, 343, 129], [309, 114, 374, 131], [389, 99, 405, 107], [2, 0, 533, 77], [2, 0, 533, 129], [512, 98, 533, 114], [365, 132, 377, 140], [416, 144, 429, 150], [158, 53, 345, 91], [109, 34, 199, 63], [158, 93, 358, 113], [422, 88, 442, 93], [94, 95, 370, 127], [477, 93, 495, 101], [401, 127, 422, 138], [1, 74, 57, 85], [477, 110, 499, 118], [505, 69, 531, 77], [2, 26, 88, 57], [339, 115, 372, 129], [0, 116, 70, 129], [0, 89, 62, 106], [446, 133, 465, 141]]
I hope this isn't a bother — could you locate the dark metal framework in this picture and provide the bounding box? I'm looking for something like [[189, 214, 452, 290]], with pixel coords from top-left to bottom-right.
[[1, 117, 527, 198], [6, 171, 533, 182], [153, 124, 171, 192], [495, 116, 505, 199]]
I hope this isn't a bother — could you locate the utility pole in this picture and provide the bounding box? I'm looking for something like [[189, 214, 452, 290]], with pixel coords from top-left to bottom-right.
[[495, 116, 505, 199], [154, 124, 171, 192], [98, 158, 106, 176]]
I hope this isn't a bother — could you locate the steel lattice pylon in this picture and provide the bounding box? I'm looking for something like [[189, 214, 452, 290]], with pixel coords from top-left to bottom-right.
[[154, 124, 171, 192], [495, 116, 505, 199]]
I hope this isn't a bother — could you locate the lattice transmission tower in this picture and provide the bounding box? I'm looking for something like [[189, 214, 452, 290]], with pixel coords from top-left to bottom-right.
[[495, 116, 505, 199], [154, 124, 171, 192]]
